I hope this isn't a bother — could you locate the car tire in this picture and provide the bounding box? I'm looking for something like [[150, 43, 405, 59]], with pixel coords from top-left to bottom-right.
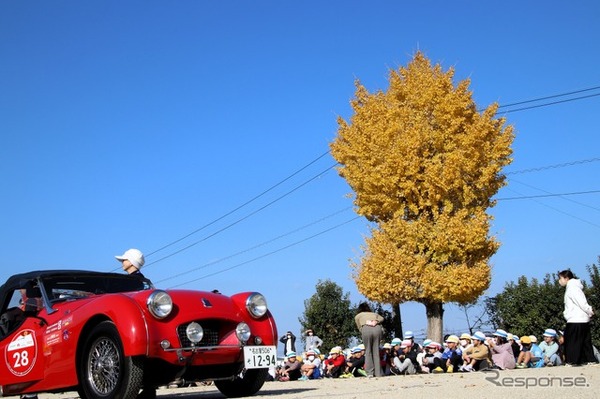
[[77, 321, 144, 399], [214, 368, 268, 398]]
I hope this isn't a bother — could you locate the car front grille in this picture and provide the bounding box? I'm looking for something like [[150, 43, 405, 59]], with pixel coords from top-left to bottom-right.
[[177, 320, 221, 347]]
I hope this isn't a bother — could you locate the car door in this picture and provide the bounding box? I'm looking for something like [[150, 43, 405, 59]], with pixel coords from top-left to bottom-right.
[[0, 288, 46, 392]]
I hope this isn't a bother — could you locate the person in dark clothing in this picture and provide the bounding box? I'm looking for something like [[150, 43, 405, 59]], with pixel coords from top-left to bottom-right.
[[276, 352, 302, 381], [343, 347, 367, 377], [509, 333, 521, 361], [279, 331, 297, 354], [558, 269, 597, 365], [393, 340, 421, 374]]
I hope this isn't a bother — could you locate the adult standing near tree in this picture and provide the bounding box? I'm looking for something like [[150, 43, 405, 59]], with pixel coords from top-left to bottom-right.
[[354, 302, 384, 377], [558, 269, 597, 365], [304, 329, 323, 351]]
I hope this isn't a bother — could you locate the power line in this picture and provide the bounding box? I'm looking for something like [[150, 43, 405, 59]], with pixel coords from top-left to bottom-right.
[[154, 206, 353, 285], [505, 157, 600, 175], [509, 178, 600, 213], [144, 162, 338, 268], [167, 216, 361, 288], [500, 187, 600, 229], [146, 150, 333, 257], [496, 85, 600, 109], [142, 85, 599, 269], [500, 92, 600, 114], [497, 189, 600, 201]]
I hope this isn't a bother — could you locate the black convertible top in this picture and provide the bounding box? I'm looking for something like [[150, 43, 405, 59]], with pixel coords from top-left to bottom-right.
[[0, 270, 153, 312]]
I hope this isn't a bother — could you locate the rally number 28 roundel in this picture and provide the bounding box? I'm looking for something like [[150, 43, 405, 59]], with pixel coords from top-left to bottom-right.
[[5, 329, 38, 377]]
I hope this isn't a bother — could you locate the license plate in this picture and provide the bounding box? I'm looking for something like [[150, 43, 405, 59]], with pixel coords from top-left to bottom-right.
[[243, 346, 277, 369]]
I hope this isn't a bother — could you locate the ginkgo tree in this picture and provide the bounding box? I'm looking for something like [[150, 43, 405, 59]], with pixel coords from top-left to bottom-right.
[[330, 52, 514, 342]]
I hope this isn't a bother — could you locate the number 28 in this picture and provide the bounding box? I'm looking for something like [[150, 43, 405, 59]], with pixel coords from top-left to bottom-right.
[[13, 350, 30, 367]]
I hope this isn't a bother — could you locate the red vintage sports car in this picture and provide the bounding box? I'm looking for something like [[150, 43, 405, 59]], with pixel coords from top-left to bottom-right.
[[0, 270, 278, 398]]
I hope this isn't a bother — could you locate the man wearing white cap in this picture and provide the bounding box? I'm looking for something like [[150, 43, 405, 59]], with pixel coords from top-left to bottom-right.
[[116, 248, 146, 276], [115, 248, 157, 397]]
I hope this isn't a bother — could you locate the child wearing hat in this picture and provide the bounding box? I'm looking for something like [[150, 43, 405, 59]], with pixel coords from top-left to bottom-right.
[[459, 333, 473, 353], [421, 342, 443, 373], [539, 329, 561, 366], [461, 331, 491, 371], [341, 347, 367, 377], [277, 352, 302, 381], [441, 335, 463, 372], [392, 340, 421, 375], [489, 329, 515, 370], [323, 348, 346, 378], [388, 338, 404, 375], [300, 350, 321, 380], [516, 335, 544, 368]]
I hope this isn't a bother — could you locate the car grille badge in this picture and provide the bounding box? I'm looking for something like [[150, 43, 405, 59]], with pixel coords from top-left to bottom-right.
[[201, 298, 212, 308]]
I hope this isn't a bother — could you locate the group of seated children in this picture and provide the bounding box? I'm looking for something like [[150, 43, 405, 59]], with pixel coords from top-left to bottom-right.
[[275, 327, 573, 381], [391, 328, 565, 374]]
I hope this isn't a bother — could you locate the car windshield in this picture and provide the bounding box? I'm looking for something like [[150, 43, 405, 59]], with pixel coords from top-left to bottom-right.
[[41, 273, 151, 302]]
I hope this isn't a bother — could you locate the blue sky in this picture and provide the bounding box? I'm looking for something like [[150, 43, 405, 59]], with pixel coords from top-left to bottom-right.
[[2, 1, 599, 345]]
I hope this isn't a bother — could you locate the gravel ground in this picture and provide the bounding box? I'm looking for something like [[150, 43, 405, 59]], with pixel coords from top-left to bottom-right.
[[36, 364, 600, 399]]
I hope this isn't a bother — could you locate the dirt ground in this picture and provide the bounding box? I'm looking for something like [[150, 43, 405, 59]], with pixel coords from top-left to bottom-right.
[[36, 364, 600, 399]]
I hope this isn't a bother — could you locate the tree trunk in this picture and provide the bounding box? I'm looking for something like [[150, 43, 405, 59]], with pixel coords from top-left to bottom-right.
[[425, 301, 444, 343], [392, 302, 403, 339]]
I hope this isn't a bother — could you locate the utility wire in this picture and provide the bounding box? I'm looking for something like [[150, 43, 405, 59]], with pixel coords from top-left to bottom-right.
[[144, 163, 338, 268], [141, 85, 599, 269], [146, 150, 333, 257], [154, 206, 353, 285], [497, 189, 600, 201], [167, 216, 361, 288], [500, 93, 600, 114], [500, 187, 600, 229], [496, 85, 600, 109], [509, 178, 600, 213], [505, 157, 600, 175]]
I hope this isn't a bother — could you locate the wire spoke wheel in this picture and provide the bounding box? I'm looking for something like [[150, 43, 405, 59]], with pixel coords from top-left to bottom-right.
[[87, 336, 121, 395], [78, 321, 143, 399]]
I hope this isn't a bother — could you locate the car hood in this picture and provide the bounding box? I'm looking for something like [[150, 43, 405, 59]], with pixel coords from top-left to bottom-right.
[[162, 289, 249, 321]]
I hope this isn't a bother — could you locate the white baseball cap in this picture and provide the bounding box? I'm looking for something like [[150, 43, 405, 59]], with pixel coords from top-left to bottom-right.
[[115, 248, 145, 269]]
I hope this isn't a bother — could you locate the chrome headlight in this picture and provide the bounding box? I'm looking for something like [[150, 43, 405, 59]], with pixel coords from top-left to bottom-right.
[[246, 292, 267, 319], [147, 290, 173, 319], [186, 322, 204, 344], [236, 322, 251, 343]]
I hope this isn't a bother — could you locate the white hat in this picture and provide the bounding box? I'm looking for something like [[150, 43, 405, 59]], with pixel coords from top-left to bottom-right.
[[400, 339, 412, 349], [543, 329, 557, 338], [529, 335, 538, 343], [115, 248, 145, 269]]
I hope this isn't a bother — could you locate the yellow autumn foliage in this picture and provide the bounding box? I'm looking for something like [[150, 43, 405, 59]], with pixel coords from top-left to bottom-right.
[[330, 52, 514, 306]]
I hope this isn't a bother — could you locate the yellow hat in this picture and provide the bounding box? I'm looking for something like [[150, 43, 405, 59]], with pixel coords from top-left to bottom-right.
[[520, 335, 531, 344], [445, 335, 460, 344]]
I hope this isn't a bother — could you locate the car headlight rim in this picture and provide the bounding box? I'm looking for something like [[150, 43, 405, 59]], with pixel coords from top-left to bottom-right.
[[147, 290, 173, 319], [236, 322, 251, 343], [246, 292, 268, 319], [186, 322, 204, 344]]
